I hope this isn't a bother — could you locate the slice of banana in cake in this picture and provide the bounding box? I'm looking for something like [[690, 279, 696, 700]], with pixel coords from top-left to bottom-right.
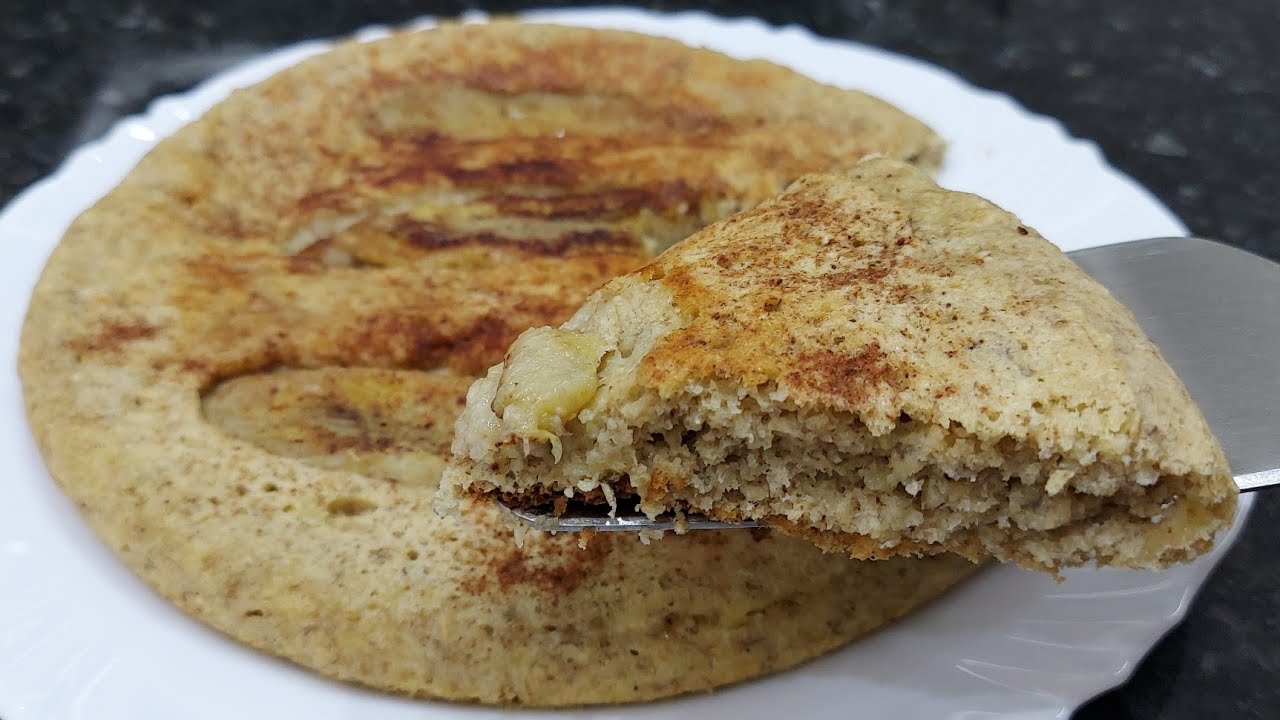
[[440, 157, 1237, 573]]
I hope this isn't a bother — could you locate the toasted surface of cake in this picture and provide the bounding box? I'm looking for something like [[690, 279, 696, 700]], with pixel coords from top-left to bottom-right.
[[443, 157, 1238, 572], [19, 22, 971, 705]]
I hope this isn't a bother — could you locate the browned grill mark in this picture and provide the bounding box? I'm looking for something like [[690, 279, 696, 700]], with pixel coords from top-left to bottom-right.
[[483, 181, 696, 220], [358, 127, 739, 191], [399, 222, 637, 257], [65, 320, 159, 355], [448, 158, 581, 187], [371, 149, 587, 190], [329, 310, 526, 376]]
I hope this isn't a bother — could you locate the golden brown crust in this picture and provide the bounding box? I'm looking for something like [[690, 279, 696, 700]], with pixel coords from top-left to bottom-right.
[[445, 157, 1236, 573], [19, 23, 970, 705]]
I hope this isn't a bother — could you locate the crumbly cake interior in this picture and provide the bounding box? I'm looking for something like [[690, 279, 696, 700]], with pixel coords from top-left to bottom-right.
[[444, 160, 1236, 573], [450, 284, 1224, 571]]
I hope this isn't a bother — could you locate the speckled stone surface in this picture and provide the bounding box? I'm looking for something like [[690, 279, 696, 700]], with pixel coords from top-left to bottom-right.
[[1, 1, 1277, 718]]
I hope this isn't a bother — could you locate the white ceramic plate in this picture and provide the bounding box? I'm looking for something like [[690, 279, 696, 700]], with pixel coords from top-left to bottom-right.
[[0, 8, 1250, 720]]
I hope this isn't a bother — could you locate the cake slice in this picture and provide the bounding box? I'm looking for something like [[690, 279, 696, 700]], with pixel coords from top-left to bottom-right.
[[440, 158, 1238, 572]]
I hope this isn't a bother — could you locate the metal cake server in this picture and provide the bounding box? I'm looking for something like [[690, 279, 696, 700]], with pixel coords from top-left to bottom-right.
[[502, 237, 1280, 532]]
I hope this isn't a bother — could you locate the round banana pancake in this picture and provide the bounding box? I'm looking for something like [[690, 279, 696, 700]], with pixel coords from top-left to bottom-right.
[[20, 21, 977, 705]]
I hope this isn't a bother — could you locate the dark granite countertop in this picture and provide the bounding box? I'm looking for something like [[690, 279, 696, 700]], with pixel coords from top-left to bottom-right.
[[2, 1, 1277, 718]]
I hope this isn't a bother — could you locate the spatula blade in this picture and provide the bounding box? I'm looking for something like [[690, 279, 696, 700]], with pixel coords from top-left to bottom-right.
[[1071, 237, 1280, 491]]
